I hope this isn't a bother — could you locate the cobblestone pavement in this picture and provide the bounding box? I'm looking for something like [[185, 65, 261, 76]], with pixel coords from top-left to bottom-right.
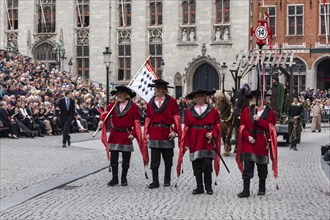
[[0, 132, 105, 200], [1, 128, 329, 220]]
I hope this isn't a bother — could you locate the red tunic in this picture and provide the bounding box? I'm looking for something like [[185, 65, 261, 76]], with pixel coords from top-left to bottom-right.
[[238, 105, 276, 163], [101, 100, 140, 152], [183, 104, 220, 161], [144, 94, 181, 148]]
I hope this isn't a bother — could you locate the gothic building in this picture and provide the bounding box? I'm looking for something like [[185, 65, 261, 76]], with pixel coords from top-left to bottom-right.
[[1, 0, 252, 98]]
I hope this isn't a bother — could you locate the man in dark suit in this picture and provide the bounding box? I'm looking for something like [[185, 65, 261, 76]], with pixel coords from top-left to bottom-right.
[[58, 91, 75, 147]]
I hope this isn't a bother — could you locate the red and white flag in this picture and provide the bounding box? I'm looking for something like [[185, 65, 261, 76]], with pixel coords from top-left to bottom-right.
[[128, 59, 158, 102]]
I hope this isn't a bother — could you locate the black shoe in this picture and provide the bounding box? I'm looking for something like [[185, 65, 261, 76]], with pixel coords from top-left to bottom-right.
[[206, 189, 213, 195], [68, 138, 71, 146], [312, 131, 315, 132], [164, 181, 170, 187], [107, 179, 119, 186], [238, 191, 250, 198], [147, 183, 160, 189], [62, 145, 66, 148], [121, 179, 128, 186], [319, 130, 321, 132], [192, 188, 204, 195], [38, 134, 44, 137], [293, 147, 298, 151], [257, 191, 266, 196]]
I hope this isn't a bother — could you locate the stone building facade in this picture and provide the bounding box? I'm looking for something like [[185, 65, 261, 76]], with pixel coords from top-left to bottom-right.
[[1, 0, 251, 98]]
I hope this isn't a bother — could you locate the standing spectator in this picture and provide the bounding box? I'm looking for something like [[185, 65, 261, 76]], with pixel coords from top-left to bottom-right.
[[58, 90, 75, 148], [311, 99, 322, 132], [303, 99, 312, 123]]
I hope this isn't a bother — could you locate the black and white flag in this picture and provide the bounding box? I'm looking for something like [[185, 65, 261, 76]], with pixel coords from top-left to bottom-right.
[[128, 59, 158, 102]]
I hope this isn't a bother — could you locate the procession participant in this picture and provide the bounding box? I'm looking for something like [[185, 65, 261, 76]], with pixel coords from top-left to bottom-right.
[[270, 76, 286, 121], [143, 79, 182, 189], [178, 88, 220, 195], [98, 86, 145, 186], [287, 96, 304, 150], [311, 99, 322, 132], [236, 90, 278, 198]]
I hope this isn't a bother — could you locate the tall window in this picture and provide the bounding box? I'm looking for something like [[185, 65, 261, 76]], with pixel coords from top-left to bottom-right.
[[34, 43, 56, 61], [149, 0, 162, 26], [76, 0, 89, 27], [182, 0, 196, 25], [291, 60, 306, 93], [37, 0, 56, 33], [215, 0, 230, 24], [7, 0, 18, 30], [118, 44, 131, 81], [320, 4, 330, 35], [288, 5, 303, 36], [149, 44, 162, 77], [268, 6, 276, 36], [118, 0, 131, 27], [77, 46, 89, 78]]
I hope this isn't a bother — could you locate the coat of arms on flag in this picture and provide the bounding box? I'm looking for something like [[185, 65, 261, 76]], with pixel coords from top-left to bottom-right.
[[128, 59, 158, 102]]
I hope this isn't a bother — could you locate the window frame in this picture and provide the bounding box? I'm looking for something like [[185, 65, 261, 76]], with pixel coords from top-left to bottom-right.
[[118, 0, 132, 28], [215, 0, 230, 24], [149, 43, 162, 77], [320, 3, 330, 35], [182, 0, 196, 25], [149, 0, 163, 26], [37, 0, 56, 33], [7, 0, 19, 30], [118, 44, 131, 81], [287, 4, 304, 36], [76, 0, 90, 28], [267, 5, 276, 37], [76, 45, 90, 78]]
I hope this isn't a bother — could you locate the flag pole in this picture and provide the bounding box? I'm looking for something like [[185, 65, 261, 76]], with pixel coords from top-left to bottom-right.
[[324, 1, 329, 45]]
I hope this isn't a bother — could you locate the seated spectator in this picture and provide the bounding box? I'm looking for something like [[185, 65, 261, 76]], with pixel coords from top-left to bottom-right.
[[0, 101, 19, 138]]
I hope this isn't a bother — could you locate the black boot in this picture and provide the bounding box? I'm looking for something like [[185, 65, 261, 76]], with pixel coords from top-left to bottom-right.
[[121, 168, 128, 186], [148, 169, 160, 189], [164, 167, 171, 187], [204, 172, 213, 195], [238, 179, 250, 198], [293, 140, 298, 151], [192, 173, 204, 195], [107, 166, 119, 186], [257, 178, 266, 195], [290, 139, 294, 149]]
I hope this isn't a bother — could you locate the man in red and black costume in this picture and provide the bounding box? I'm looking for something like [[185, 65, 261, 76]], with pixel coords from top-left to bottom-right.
[[177, 89, 220, 195], [236, 90, 278, 198], [98, 86, 146, 187], [144, 79, 182, 189]]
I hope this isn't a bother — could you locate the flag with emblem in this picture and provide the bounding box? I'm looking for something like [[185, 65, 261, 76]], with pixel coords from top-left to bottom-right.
[[128, 59, 158, 102]]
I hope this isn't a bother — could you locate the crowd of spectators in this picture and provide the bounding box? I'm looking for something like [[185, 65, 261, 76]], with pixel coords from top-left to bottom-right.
[[0, 50, 116, 139], [295, 88, 330, 123]]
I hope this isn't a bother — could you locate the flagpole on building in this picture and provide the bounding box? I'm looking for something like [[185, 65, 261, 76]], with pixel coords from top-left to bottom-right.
[[324, 1, 329, 45]]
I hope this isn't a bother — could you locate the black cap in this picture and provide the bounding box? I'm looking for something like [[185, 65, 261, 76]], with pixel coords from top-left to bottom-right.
[[246, 89, 261, 99], [191, 88, 216, 97], [148, 79, 174, 88], [110, 85, 136, 98]]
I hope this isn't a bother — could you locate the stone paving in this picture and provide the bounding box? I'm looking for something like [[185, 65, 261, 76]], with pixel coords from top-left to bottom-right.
[[0, 127, 329, 220]]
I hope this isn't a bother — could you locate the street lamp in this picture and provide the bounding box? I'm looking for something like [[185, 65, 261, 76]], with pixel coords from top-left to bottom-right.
[[221, 62, 227, 92], [68, 58, 73, 74], [103, 47, 112, 106], [159, 58, 165, 79], [52, 43, 66, 71]]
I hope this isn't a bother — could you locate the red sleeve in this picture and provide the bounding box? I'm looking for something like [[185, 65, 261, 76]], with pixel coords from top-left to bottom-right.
[[240, 108, 250, 138]]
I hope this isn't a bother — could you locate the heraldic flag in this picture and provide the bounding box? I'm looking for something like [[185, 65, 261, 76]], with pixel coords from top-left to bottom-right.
[[128, 59, 158, 102]]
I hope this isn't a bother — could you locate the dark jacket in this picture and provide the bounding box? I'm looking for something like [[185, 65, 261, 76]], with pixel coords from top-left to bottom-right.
[[58, 98, 75, 123]]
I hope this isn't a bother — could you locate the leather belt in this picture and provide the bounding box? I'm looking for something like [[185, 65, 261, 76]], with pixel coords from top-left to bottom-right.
[[150, 123, 171, 128], [248, 129, 267, 134], [190, 125, 212, 130], [114, 127, 132, 132]]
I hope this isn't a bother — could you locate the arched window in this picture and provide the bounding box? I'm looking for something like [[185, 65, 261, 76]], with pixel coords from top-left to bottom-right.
[[34, 43, 56, 61]]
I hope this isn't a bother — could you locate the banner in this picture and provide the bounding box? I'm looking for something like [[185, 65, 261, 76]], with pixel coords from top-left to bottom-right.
[[128, 59, 158, 102]]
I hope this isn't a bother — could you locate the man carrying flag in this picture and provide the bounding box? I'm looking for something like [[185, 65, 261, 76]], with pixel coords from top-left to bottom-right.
[[176, 89, 220, 195], [143, 79, 182, 189], [236, 90, 277, 198], [98, 85, 147, 186]]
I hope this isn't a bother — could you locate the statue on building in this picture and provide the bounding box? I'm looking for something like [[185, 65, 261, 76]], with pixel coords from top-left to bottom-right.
[[189, 28, 195, 41], [182, 29, 188, 42], [223, 27, 229, 41], [215, 27, 221, 41]]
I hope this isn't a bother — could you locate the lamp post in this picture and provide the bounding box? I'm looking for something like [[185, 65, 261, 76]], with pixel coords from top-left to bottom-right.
[[68, 58, 73, 74], [103, 47, 112, 106], [221, 62, 227, 92], [52, 42, 66, 71], [159, 58, 165, 79]]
